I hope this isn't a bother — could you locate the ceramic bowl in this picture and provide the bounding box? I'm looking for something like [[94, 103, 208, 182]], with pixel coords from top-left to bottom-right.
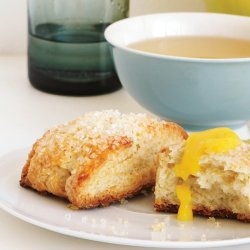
[[105, 13, 250, 128]]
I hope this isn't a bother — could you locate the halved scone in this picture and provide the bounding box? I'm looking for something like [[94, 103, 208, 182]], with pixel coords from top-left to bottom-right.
[[155, 141, 250, 222], [20, 110, 187, 208]]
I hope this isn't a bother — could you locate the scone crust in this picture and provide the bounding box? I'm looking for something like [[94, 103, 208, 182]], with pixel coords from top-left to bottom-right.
[[155, 201, 250, 222]]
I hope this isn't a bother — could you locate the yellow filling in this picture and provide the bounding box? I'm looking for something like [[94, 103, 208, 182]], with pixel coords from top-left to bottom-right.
[[176, 184, 193, 221], [174, 128, 241, 221]]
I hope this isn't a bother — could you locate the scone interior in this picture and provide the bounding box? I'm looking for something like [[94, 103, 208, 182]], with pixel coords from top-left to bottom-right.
[[155, 142, 250, 222], [20, 110, 187, 208]]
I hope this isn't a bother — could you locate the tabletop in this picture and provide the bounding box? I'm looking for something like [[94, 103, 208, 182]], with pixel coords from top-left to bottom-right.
[[0, 56, 249, 250]]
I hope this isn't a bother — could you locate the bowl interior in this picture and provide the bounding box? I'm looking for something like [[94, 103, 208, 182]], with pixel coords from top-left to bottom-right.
[[105, 13, 250, 49]]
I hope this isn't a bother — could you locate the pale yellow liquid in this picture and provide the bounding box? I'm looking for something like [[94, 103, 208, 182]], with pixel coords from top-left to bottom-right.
[[128, 36, 250, 59]]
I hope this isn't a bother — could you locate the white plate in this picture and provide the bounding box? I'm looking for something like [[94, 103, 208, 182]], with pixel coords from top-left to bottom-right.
[[0, 148, 250, 248]]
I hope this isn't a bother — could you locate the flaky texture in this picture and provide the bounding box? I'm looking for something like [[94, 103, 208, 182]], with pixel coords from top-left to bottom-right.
[[20, 110, 187, 208], [155, 142, 250, 222]]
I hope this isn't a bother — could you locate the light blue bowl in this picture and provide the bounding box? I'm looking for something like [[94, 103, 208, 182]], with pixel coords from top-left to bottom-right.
[[105, 13, 250, 129]]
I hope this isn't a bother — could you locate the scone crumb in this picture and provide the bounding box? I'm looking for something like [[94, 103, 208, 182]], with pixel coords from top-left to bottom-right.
[[215, 221, 221, 228], [120, 198, 128, 205], [151, 222, 166, 232], [67, 204, 79, 210], [207, 217, 216, 223], [207, 217, 221, 227]]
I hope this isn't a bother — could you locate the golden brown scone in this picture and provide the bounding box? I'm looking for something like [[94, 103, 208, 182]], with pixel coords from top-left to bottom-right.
[[20, 110, 187, 208], [155, 142, 250, 222]]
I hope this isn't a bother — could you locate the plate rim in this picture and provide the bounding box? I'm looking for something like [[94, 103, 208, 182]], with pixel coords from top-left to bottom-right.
[[0, 148, 250, 249]]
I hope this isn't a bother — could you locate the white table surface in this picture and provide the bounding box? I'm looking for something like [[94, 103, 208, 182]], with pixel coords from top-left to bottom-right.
[[0, 56, 249, 250]]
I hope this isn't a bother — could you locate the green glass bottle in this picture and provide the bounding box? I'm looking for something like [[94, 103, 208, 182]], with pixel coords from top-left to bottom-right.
[[28, 0, 129, 95]]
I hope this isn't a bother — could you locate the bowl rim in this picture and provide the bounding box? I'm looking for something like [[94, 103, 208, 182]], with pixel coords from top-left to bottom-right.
[[105, 12, 250, 63]]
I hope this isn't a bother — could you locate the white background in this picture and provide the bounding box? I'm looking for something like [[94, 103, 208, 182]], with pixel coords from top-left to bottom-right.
[[0, 0, 205, 55]]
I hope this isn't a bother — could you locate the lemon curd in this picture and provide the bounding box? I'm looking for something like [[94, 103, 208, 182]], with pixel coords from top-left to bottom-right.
[[174, 128, 241, 221], [176, 184, 193, 221]]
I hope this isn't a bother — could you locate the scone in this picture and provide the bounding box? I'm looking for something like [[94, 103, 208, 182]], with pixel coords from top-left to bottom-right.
[[20, 110, 187, 208], [155, 131, 250, 222]]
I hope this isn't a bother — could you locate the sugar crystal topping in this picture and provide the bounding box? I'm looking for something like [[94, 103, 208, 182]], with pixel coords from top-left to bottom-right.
[[33, 110, 166, 171]]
